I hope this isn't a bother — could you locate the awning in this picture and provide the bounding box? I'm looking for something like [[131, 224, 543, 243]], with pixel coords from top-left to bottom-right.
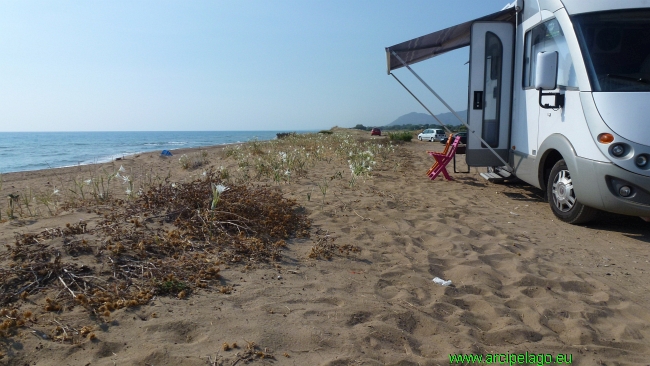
[[385, 7, 517, 73]]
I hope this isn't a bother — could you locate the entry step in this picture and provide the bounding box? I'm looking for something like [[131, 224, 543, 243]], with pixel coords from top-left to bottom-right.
[[480, 172, 504, 181], [479, 168, 515, 183]]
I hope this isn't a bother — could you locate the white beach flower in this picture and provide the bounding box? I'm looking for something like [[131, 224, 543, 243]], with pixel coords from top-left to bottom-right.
[[125, 188, 132, 195], [285, 170, 290, 176], [215, 184, 229, 194], [202, 171, 207, 176], [118, 165, 126, 172], [171, 183, 177, 188], [121, 175, 130, 184], [211, 183, 229, 209], [53, 187, 60, 195], [84, 179, 92, 185]]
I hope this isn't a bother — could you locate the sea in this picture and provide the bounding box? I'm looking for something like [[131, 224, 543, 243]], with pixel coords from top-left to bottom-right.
[[0, 131, 304, 174]]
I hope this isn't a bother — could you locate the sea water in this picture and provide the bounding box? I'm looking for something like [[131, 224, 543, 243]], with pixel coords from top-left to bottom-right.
[[0, 131, 299, 173]]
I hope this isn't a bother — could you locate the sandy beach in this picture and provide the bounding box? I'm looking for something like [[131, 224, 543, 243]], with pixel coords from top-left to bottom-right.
[[1, 128, 649, 366]]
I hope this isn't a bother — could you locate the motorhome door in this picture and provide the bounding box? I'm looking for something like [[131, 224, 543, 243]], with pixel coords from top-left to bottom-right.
[[466, 22, 514, 167]]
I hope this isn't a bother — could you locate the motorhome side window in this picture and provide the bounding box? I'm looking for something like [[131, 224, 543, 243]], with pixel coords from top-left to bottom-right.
[[573, 9, 650, 92], [523, 19, 578, 89]]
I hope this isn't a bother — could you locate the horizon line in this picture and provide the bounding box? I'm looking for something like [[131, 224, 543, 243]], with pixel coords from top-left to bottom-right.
[[0, 129, 323, 133]]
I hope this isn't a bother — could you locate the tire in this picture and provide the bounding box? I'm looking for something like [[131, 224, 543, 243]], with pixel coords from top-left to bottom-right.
[[430, 137, 434, 142], [418, 136, 422, 141], [547, 159, 599, 224]]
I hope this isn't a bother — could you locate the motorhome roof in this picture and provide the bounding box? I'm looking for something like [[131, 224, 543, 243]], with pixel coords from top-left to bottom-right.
[[520, 0, 650, 17], [385, 0, 650, 73], [565, 0, 650, 14]]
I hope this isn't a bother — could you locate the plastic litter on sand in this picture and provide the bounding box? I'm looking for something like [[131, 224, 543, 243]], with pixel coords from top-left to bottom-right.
[[433, 277, 452, 286]]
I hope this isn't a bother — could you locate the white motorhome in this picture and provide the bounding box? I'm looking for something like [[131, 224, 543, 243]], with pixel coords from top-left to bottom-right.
[[386, 0, 650, 224]]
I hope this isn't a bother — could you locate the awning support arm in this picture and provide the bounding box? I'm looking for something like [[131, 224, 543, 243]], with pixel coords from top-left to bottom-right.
[[390, 50, 513, 171], [391, 51, 467, 125], [390, 73, 453, 135]]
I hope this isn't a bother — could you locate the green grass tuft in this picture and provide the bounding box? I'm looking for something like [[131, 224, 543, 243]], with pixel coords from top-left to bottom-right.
[[157, 280, 189, 295], [387, 131, 413, 142]]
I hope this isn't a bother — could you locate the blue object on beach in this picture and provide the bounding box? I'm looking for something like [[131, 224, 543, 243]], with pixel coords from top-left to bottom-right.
[[161, 150, 173, 157]]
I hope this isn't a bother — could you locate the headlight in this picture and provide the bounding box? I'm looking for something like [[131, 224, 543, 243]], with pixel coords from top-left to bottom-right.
[[611, 144, 625, 157], [619, 186, 632, 197]]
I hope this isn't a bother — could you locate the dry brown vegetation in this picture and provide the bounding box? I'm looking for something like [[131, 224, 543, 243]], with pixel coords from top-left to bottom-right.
[[0, 170, 310, 345], [0, 130, 394, 352]]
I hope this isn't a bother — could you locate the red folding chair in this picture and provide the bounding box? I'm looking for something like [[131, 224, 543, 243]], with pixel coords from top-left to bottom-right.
[[426, 135, 461, 180], [426, 134, 453, 176]]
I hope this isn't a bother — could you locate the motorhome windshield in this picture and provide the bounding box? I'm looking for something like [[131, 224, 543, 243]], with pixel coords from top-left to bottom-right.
[[573, 9, 650, 92]]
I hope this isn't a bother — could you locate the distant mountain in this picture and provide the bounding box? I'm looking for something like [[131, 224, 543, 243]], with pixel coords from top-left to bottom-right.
[[386, 110, 467, 127]]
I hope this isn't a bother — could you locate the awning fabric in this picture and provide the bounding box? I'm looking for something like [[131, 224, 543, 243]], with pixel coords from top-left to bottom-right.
[[386, 7, 517, 73]]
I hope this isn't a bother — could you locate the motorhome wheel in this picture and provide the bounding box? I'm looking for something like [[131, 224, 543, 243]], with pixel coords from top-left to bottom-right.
[[547, 159, 599, 224]]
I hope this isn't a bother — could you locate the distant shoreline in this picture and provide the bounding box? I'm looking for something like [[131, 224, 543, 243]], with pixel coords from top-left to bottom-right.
[[0, 130, 316, 175]]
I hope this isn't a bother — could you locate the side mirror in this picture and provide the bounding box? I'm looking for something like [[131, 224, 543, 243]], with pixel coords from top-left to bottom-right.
[[535, 51, 564, 109], [535, 51, 558, 90]]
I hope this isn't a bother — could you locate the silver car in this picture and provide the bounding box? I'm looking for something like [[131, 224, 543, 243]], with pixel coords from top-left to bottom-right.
[[417, 128, 446, 142]]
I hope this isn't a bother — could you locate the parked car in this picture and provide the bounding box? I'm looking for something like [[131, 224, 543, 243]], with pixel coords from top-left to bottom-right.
[[370, 128, 381, 136], [440, 132, 467, 145], [417, 128, 446, 142]]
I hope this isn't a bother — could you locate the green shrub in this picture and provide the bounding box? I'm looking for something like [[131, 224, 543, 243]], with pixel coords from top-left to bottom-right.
[[157, 280, 189, 295], [276, 132, 296, 139], [388, 131, 413, 142], [318, 130, 333, 135]]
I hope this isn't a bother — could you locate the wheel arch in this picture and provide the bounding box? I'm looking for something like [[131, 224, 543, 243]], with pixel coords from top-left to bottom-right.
[[537, 134, 578, 193]]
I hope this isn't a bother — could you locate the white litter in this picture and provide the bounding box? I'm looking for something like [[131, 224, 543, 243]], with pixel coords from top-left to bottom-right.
[[432, 277, 452, 286]]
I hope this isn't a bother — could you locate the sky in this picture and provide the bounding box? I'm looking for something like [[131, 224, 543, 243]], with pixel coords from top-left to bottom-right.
[[1, 1, 511, 132]]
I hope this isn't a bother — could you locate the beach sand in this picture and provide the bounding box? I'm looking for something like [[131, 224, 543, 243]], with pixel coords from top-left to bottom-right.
[[1, 128, 649, 365]]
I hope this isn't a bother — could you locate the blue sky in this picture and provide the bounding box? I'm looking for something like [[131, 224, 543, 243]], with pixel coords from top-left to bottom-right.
[[1, 1, 511, 132]]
